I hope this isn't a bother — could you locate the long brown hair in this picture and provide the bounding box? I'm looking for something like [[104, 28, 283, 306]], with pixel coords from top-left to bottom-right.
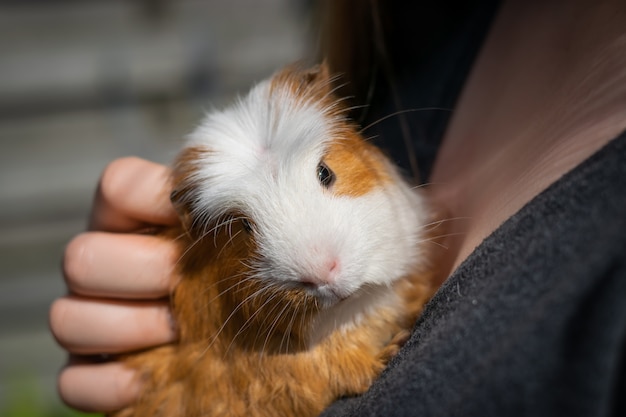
[[314, 0, 498, 183]]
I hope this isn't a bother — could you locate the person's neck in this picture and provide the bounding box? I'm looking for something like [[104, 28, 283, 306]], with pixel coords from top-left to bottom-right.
[[429, 0, 626, 277]]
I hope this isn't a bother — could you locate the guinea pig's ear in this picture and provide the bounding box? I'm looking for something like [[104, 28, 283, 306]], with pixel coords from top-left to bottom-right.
[[273, 61, 334, 99], [169, 187, 192, 228], [301, 60, 331, 87], [170, 146, 207, 238]]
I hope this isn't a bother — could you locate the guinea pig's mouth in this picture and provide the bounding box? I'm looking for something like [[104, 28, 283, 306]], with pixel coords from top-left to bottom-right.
[[306, 284, 350, 309], [279, 279, 351, 309]]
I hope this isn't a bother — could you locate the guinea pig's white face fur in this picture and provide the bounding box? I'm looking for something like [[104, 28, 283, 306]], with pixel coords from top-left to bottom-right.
[[178, 64, 430, 328]]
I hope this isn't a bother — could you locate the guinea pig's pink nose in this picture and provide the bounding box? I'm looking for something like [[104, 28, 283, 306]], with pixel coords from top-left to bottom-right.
[[300, 258, 340, 288]]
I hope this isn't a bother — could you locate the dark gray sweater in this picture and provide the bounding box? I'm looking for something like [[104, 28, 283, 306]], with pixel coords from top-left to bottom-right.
[[320, 2, 625, 414], [322, 132, 626, 416]]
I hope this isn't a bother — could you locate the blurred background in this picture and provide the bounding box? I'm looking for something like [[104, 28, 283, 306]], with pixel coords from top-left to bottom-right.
[[0, 0, 311, 415]]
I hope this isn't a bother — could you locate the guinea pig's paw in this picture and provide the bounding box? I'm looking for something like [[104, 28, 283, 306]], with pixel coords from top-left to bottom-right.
[[377, 329, 411, 364]]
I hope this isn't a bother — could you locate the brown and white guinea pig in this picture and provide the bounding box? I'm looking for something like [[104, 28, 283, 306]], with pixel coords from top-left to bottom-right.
[[113, 63, 440, 417]]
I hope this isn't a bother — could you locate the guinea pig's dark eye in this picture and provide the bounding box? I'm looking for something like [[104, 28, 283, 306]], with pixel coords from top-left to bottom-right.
[[241, 218, 254, 234], [316, 162, 335, 189]]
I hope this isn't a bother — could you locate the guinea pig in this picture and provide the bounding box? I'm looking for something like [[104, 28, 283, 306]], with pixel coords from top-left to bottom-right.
[[112, 62, 440, 417]]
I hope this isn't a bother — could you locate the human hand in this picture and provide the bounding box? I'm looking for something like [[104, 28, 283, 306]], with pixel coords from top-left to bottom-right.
[[49, 157, 180, 412]]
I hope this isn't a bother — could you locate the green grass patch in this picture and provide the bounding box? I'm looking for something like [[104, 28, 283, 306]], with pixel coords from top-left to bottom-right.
[[2, 372, 102, 417]]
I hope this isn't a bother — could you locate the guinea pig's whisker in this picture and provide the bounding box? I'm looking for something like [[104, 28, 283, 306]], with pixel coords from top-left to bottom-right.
[[362, 134, 380, 144], [417, 232, 467, 250], [320, 77, 347, 99], [188, 268, 252, 305], [198, 214, 227, 246], [216, 230, 244, 259], [238, 258, 258, 274], [193, 213, 215, 239], [199, 283, 271, 361], [300, 302, 308, 347], [198, 274, 255, 311], [170, 231, 188, 243], [321, 96, 351, 115], [252, 308, 281, 361], [421, 239, 449, 250], [172, 218, 224, 267], [342, 103, 370, 114], [252, 287, 287, 352], [196, 277, 226, 300], [410, 182, 434, 191], [212, 214, 232, 236], [175, 214, 252, 269], [224, 303, 267, 355], [173, 235, 208, 269], [223, 283, 282, 357], [252, 286, 282, 335], [260, 297, 293, 358], [359, 107, 452, 134], [279, 300, 301, 354], [293, 298, 309, 351], [418, 217, 472, 233], [322, 86, 349, 105]]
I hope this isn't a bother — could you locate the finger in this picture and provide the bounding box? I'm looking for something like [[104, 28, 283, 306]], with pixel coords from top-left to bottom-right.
[[58, 359, 141, 413], [50, 296, 177, 355], [90, 157, 179, 232], [63, 232, 180, 299]]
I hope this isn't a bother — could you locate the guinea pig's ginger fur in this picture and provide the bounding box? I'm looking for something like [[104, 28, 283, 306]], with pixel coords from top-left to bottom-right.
[[110, 63, 438, 417]]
